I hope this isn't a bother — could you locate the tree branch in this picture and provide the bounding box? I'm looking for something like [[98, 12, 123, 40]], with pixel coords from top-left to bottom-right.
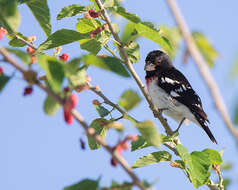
[[0, 46, 147, 190], [166, 0, 238, 142], [94, 0, 175, 137]]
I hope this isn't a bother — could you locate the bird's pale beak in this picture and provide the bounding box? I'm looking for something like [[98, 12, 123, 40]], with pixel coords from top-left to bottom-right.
[[144, 62, 156, 71]]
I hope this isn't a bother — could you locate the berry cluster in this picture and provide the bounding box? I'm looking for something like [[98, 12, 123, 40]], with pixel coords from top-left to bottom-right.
[[63, 94, 78, 124]]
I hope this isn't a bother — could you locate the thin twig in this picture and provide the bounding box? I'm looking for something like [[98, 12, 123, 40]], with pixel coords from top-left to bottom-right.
[[10, 33, 37, 50], [89, 85, 138, 122], [217, 170, 224, 190], [0, 46, 147, 190], [94, 0, 175, 137], [166, 0, 238, 142]]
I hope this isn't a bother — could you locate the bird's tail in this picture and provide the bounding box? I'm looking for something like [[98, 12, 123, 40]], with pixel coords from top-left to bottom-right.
[[197, 118, 217, 144]]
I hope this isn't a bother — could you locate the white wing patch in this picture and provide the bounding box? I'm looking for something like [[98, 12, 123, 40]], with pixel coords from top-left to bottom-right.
[[164, 77, 177, 84], [175, 87, 183, 93], [170, 91, 180, 97]]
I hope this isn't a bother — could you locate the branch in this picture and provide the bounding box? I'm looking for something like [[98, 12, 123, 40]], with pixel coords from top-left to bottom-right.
[[94, 0, 175, 137], [10, 33, 37, 50], [89, 84, 138, 122], [166, 0, 238, 142], [0, 46, 147, 190]]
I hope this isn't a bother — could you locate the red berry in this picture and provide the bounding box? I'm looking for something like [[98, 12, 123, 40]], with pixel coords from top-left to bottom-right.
[[0, 29, 4, 40], [63, 94, 78, 124], [64, 110, 73, 124], [23, 86, 33, 96], [88, 9, 100, 18], [59, 53, 69, 62], [111, 158, 117, 167], [27, 47, 35, 54], [0, 67, 4, 75], [31, 55, 36, 64], [92, 99, 100, 105]]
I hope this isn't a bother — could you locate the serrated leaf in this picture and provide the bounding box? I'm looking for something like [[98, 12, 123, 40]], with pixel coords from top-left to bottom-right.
[[192, 32, 218, 67], [8, 33, 28, 47], [118, 89, 141, 111], [95, 105, 110, 118], [105, 181, 132, 190], [83, 54, 130, 77], [135, 22, 172, 52], [37, 55, 64, 92], [131, 136, 151, 151], [76, 18, 101, 33], [6, 48, 31, 64], [87, 119, 109, 150], [132, 151, 171, 169], [64, 179, 99, 190], [176, 144, 211, 188], [57, 4, 86, 20], [27, 0, 51, 37], [0, 75, 10, 92], [135, 121, 161, 148], [160, 26, 181, 58], [0, 0, 20, 32], [121, 22, 138, 43], [64, 58, 87, 87], [122, 41, 140, 63], [113, 6, 140, 23], [43, 95, 60, 115], [37, 29, 88, 52], [79, 39, 102, 54], [202, 149, 222, 165]]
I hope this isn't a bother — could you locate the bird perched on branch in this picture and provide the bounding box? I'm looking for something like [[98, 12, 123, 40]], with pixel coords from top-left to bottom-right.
[[145, 50, 217, 144]]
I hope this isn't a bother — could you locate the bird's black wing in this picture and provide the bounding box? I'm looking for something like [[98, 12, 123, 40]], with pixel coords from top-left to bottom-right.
[[157, 67, 217, 144]]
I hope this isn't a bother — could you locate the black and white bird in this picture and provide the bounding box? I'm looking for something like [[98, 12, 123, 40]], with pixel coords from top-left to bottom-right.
[[145, 50, 217, 144]]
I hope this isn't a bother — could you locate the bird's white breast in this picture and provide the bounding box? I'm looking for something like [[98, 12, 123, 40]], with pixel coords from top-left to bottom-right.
[[147, 78, 198, 125]]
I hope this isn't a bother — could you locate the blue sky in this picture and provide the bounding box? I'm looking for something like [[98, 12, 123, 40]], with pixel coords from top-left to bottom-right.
[[1, 0, 238, 190]]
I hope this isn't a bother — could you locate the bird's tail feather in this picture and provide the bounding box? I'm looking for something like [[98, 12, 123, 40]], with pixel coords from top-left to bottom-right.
[[200, 122, 217, 144]]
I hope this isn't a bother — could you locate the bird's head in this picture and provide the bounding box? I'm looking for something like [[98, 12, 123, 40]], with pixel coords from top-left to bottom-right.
[[144, 50, 173, 72]]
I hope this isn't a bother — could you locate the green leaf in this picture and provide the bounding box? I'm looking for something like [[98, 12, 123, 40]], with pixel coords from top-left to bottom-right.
[[83, 54, 130, 77], [159, 26, 181, 58], [0, 0, 20, 32], [87, 119, 108, 150], [64, 58, 87, 87], [43, 95, 60, 115], [94, 105, 110, 118], [135, 22, 172, 52], [122, 41, 140, 63], [76, 18, 101, 33], [6, 48, 31, 64], [37, 55, 65, 92], [220, 163, 232, 170], [131, 136, 151, 151], [132, 151, 171, 169], [135, 121, 161, 148], [76, 18, 110, 54], [105, 181, 132, 190], [113, 6, 140, 23], [103, 0, 114, 8], [176, 144, 211, 188], [8, 33, 28, 47], [202, 149, 222, 165], [118, 89, 141, 111], [37, 29, 88, 52], [0, 75, 10, 92], [27, 0, 51, 37], [64, 179, 99, 190], [192, 32, 218, 67], [120, 22, 138, 43], [57, 4, 86, 20]]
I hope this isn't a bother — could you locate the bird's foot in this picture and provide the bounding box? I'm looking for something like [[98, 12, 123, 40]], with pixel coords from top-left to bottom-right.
[[158, 107, 168, 115], [171, 117, 186, 135]]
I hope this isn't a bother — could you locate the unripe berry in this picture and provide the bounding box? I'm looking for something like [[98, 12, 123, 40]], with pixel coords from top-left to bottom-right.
[[59, 53, 69, 62], [27, 47, 36, 54], [63, 94, 78, 124], [92, 99, 100, 105], [31, 55, 36, 64]]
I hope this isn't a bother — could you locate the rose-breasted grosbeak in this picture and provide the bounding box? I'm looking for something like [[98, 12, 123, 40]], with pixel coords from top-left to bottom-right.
[[145, 50, 217, 144]]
